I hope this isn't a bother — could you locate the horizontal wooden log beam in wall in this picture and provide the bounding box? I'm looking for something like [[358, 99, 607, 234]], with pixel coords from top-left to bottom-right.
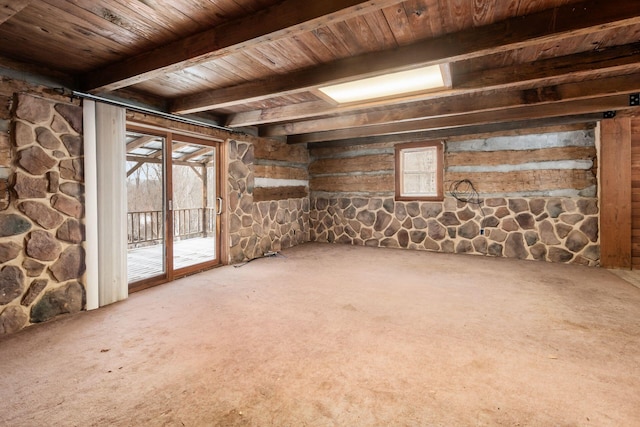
[[307, 126, 597, 197], [309, 116, 602, 149], [253, 139, 308, 164], [309, 145, 394, 161], [254, 164, 308, 181], [309, 154, 394, 176], [310, 174, 394, 194], [288, 95, 632, 144], [445, 169, 595, 194], [446, 146, 596, 167], [253, 186, 308, 203], [174, 1, 640, 114]]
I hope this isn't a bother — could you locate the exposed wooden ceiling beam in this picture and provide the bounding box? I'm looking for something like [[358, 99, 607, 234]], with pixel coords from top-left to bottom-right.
[[262, 73, 640, 137], [227, 43, 640, 127], [172, 0, 640, 115], [453, 42, 640, 90], [81, 0, 406, 93], [288, 95, 633, 144], [310, 115, 603, 148], [227, 101, 330, 128], [0, 0, 31, 25]]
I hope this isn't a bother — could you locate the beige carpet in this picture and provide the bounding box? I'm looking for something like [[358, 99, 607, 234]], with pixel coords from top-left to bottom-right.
[[1, 242, 639, 426]]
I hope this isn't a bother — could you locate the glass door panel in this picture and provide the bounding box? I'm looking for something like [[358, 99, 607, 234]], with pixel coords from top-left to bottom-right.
[[171, 139, 219, 271], [125, 131, 166, 284]]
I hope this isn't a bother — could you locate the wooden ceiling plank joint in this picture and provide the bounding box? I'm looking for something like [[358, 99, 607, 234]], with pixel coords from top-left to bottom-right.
[[0, 0, 32, 25]]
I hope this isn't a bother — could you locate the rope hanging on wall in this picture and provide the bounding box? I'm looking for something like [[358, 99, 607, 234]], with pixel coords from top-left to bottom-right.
[[448, 179, 487, 228], [448, 179, 483, 205]]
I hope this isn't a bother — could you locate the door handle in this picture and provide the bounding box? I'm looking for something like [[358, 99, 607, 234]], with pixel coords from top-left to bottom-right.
[[216, 197, 223, 215]]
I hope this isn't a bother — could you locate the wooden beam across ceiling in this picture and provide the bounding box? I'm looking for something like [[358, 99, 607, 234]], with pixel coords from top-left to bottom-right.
[[453, 42, 640, 90], [288, 95, 634, 144], [171, 0, 640, 115], [313, 116, 602, 148], [230, 43, 640, 128], [81, 0, 406, 93], [262, 73, 640, 137]]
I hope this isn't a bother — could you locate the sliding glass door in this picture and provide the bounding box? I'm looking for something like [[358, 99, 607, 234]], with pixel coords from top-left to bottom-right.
[[170, 136, 219, 273], [125, 127, 221, 291], [126, 130, 167, 284]]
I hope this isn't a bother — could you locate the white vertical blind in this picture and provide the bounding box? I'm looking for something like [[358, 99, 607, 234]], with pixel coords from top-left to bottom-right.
[[83, 100, 128, 307], [82, 100, 99, 310]]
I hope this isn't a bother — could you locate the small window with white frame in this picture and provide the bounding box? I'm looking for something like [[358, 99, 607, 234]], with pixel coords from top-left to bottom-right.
[[395, 141, 444, 201]]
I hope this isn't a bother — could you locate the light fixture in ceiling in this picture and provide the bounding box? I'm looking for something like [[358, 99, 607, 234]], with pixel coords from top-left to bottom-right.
[[318, 64, 448, 104]]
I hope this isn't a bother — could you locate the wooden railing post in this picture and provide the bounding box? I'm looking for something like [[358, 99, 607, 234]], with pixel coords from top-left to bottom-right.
[[128, 208, 213, 246]]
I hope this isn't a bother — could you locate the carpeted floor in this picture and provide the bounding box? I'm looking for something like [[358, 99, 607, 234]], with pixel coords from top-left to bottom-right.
[[1, 242, 639, 426]]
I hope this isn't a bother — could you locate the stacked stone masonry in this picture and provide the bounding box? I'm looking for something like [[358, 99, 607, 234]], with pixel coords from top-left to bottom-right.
[[310, 196, 600, 266], [227, 140, 309, 264], [0, 94, 86, 335]]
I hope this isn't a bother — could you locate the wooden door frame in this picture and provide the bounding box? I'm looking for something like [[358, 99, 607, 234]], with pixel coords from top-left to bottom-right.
[[126, 124, 170, 292], [169, 133, 223, 280], [126, 121, 226, 292]]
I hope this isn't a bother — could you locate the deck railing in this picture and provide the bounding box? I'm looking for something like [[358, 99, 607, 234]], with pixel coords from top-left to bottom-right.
[[127, 208, 215, 247]]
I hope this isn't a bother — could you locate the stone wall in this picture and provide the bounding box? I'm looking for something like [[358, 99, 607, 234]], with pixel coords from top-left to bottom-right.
[[309, 125, 600, 265], [0, 93, 86, 335], [310, 196, 600, 265], [227, 139, 309, 263]]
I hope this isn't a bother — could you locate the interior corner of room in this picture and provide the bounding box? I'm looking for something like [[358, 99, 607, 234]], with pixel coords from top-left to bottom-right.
[[1, 1, 640, 425]]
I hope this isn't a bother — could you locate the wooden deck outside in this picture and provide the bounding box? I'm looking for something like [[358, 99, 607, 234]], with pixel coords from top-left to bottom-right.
[[127, 237, 216, 283]]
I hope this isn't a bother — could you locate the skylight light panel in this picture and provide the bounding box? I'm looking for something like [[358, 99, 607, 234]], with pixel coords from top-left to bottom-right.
[[318, 65, 446, 104]]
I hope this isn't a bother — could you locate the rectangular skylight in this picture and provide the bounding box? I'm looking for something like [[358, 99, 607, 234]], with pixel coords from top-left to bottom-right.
[[318, 64, 446, 104]]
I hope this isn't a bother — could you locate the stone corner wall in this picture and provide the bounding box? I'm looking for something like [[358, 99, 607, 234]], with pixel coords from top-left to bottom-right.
[[0, 93, 86, 336], [310, 195, 600, 266], [227, 139, 309, 264]]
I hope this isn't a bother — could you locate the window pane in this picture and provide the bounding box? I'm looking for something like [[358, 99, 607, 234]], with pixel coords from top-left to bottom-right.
[[401, 147, 438, 196], [403, 148, 437, 173], [403, 172, 436, 195]]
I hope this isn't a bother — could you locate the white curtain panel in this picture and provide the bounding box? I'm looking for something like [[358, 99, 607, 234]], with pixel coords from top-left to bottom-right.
[[83, 100, 128, 308]]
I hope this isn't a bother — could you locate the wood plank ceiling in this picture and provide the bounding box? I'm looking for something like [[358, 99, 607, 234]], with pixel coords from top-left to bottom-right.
[[1, 0, 639, 145]]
